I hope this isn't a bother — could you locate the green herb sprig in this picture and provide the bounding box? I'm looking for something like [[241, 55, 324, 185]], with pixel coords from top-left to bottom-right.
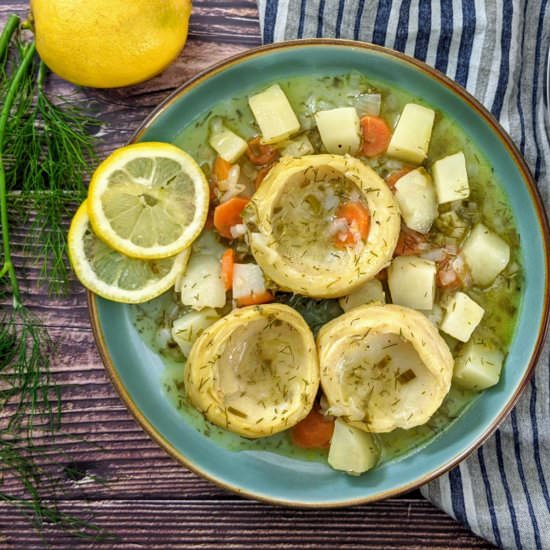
[[2, 20, 97, 294], [0, 14, 111, 541]]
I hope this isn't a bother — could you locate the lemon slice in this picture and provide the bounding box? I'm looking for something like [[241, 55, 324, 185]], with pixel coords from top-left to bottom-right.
[[87, 142, 209, 259], [68, 202, 190, 303]]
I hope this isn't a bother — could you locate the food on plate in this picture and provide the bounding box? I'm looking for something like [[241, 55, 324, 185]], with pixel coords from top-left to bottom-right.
[[79, 72, 522, 478], [68, 202, 190, 303], [185, 304, 319, 438], [244, 154, 400, 298], [87, 142, 210, 260], [318, 304, 454, 432], [32, 0, 192, 88], [328, 419, 380, 475], [387, 103, 435, 163]]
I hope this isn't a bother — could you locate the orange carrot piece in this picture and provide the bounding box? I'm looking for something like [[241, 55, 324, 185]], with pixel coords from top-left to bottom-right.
[[291, 408, 335, 449], [246, 136, 279, 166], [385, 167, 413, 189], [360, 115, 392, 157], [213, 156, 232, 182], [236, 291, 274, 307], [221, 249, 235, 291], [334, 201, 371, 247], [213, 197, 250, 239]]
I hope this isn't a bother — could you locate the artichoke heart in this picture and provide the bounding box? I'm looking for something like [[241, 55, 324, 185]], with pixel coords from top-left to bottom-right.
[[243, 154, 400, 298], [185, 304, 319, 438], [318, 304, 453, 432]]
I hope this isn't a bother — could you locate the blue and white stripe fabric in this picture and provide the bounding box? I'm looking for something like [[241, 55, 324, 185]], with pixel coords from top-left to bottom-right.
[[257, 2, 550, 548]]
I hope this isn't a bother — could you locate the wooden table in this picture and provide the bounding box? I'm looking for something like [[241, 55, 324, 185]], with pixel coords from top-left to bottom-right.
[[0, 1, 495, 548]]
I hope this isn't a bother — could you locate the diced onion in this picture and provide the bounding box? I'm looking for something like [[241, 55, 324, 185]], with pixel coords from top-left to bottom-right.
[[356, 93, 381, 117], [420, 248, 448, 262], [155, 328, 172, 349], [328, 217, 349, 237], [230, 224, 247, 239], [218, 165, 246, 203]]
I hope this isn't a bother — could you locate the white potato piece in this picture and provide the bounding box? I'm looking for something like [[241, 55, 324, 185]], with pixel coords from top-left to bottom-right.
[[440, 291, 484, 342], [248, 84, 301, 144], [394, 168, 438, 234], [208, 125, 248, 163], [180, 254, 226, 310], [314, 107, 361, 155], [453, 341, 504, 390], [328, 419, 380, 475], [172, 308, 220, 357], [462, 223, 510, 286], [232, 263, 267, 300], [339, 279, 385, 312], [388, 256, 436, 310], [280, 134, 314, 157], [432, 151, 470, 204], [387, 103, 435, 164]]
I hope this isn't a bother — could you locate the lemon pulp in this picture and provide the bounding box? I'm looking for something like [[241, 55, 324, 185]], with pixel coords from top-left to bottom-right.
[[88, 143, 209, 260]]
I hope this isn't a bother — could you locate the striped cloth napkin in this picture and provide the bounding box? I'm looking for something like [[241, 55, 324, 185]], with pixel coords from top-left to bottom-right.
[[256, 2, 550, 548]]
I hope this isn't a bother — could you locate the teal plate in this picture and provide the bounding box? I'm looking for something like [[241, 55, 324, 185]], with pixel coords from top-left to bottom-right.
[[89, 39, 550, 507]]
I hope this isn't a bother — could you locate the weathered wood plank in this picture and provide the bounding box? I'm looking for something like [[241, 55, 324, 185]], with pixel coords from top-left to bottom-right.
[[0, 499, 495, 549]]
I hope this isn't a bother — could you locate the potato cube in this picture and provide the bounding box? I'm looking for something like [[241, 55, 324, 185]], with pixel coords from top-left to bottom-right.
[[394, 168, 438, 234], [387, 103, 435, 164], [208, 125, 248, 163], [314, 107, 361, 155], [328, 419, 380, 475], [453, 341, 504, 390], [462, 223, 510, 286], [180, 254, 226, 310], [440, 291, 484, 342], [339, 279, 385, 312], [172, 309, 220, 357], [248, 84, 300, 144], [280, 134, 314, 157], [388, 256, 436, 310], [432, 152, 470, 204], [232, 263, 266, 299]]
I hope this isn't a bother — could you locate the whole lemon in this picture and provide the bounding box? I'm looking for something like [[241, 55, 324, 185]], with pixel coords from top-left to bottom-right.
[[31, 0, 191, 88]]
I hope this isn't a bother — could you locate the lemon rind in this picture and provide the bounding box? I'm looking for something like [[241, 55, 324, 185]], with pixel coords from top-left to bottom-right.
[[87, 142, 209, 260], [69, 201, 190, 304]]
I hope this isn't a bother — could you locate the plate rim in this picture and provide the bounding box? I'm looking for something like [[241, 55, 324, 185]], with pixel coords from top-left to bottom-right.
[[88, 38, 550, 508]]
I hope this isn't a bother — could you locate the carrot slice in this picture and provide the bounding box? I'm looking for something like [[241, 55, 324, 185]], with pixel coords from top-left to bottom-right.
[[246, 136, 279, 166], [213, 197, 249, 239], [291, 408, 335, 449], [221, 249, 235, 291], [385, 167, 413, 189], [333, 201, 370, 247], [236, 291, 274, 307], [360, 115, 392, 157], [213, 156, 232, 182]]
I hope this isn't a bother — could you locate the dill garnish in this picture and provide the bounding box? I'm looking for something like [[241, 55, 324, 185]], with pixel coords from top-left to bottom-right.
[[3, 23, 97, 294], [0, 15, 109, 541]]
